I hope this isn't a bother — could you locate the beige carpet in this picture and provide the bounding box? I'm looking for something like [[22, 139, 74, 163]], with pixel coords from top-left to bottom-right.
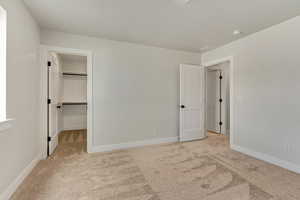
[[11, 131, 300, 200]]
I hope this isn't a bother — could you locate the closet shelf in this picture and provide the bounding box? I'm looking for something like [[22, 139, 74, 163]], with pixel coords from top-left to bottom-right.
[[62, 72, 88, 77], [62, 102, 87, 106]]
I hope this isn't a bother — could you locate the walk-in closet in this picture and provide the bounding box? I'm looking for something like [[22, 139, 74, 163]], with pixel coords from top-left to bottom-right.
[[47, 52, 88, 155]]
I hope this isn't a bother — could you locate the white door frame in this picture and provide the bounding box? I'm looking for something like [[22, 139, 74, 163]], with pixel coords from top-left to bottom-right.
[[203, 56, 234, 147], [40, 45, 93, 159]]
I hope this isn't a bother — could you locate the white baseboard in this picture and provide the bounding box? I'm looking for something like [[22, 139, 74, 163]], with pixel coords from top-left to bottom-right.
[[0, 154, 41, 200], [91, 137, 178, 153], [231, 145, 300, 174]]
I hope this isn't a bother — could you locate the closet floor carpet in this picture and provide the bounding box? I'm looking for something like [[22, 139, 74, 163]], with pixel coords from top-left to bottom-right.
[[11, 131, 300, 200]]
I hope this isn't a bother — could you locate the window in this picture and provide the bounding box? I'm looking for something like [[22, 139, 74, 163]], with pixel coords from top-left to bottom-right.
[[0, 6, 6, 122]]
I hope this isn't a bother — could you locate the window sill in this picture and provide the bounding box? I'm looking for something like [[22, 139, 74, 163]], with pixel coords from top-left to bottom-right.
[[0, 119, 14, 133]]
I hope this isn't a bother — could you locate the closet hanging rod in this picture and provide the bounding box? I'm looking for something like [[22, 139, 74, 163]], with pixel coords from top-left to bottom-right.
[[207, 69, 222, 72], [62, 102, 88, 106], [62, 72, 88, 77]]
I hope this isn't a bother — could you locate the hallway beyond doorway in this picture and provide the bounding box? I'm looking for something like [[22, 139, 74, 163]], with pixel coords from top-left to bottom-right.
[[206, 61, 230, 135]]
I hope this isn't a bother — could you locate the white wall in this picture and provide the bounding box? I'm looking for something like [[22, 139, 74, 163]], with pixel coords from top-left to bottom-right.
[[202, 16, 300, 171], [62, 76, 87, 103], [41, 30, 202, 147], [0, 0, 40, 197], [62, 105, 87, 131], [61, 55, 87, 74]]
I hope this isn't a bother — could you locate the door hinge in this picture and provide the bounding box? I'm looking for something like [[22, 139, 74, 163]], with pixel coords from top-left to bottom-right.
[[48, 136, 52, 142], [48, 99, 51, 104], [219, 75, 223, 79], [219, 98, 223, 103], [47, 61, 51, 67], [219, 121, 223, 126]]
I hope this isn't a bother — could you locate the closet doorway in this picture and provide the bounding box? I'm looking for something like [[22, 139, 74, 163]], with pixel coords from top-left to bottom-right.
[[41, 46, 93, 158], [205, 61, 230, 136]]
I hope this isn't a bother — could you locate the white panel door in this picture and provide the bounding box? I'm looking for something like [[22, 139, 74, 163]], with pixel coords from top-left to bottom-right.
[[48, 53, 61, 155], [180, 64, 205, 142]]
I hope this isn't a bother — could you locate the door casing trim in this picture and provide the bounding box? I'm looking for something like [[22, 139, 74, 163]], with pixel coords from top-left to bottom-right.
[[40, 45, 93, 159], [203, 56, 234, 147]]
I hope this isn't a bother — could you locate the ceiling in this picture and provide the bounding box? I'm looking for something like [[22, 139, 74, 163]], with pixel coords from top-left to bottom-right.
[[24, 0, 300, 52]]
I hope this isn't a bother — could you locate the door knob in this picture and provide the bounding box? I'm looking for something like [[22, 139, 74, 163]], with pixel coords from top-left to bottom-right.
[[180, 105, 185, 109]]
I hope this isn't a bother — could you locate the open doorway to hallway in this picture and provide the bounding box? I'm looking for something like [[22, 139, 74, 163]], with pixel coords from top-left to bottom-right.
[[205, 61, 230, 136]]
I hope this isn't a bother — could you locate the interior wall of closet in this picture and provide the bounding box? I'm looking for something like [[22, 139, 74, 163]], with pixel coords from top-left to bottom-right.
[[60, 54, 87, 131], [52, 53, 88, 133]]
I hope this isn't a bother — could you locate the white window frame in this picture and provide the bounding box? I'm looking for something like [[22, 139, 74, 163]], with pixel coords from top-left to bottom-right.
[[0, 6, 12, 132]]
